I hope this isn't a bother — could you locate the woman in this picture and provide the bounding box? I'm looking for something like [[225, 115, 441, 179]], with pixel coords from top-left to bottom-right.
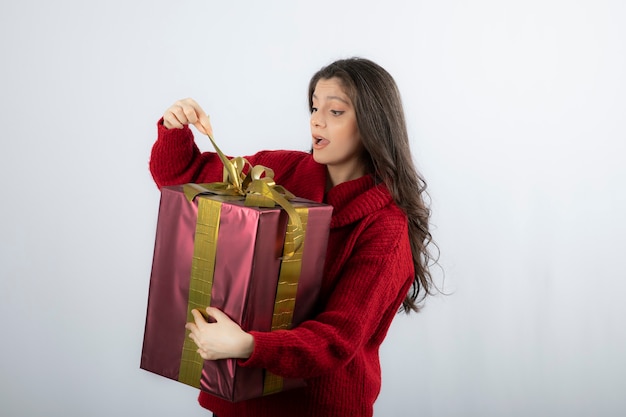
[[149, 57, 436, 417]]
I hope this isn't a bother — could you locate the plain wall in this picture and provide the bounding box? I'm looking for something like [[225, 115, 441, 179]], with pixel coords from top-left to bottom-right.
[[1, 1, 625, 416]]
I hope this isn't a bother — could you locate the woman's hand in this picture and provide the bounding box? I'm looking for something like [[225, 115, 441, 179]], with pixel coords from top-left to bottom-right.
[[162, 98, 214, 137], [185, 307, 255, 360]]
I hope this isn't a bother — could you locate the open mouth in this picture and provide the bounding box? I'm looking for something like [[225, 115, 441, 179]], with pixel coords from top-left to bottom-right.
[[313, 136, 329, 146]]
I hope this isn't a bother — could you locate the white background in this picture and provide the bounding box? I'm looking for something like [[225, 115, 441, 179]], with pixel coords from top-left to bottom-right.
[[1, 1, 625, 416]]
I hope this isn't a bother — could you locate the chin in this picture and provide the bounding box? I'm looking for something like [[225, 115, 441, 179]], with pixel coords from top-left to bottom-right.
[[312, 151, 326, 165]]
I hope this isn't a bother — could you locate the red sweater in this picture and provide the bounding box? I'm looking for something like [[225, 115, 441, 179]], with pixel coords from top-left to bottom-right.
[[150, 122, 414, 417]]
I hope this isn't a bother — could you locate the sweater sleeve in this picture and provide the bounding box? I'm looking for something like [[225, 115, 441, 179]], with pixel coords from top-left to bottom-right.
[[149, 119, 224, 188], [238, 209, 414, 379]]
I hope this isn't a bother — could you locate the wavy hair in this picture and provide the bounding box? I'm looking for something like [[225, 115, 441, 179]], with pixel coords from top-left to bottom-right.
[[308, 57, 438, 313]]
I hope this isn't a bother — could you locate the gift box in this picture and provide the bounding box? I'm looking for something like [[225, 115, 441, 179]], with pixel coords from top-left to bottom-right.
[[140, 183, 332, 402]]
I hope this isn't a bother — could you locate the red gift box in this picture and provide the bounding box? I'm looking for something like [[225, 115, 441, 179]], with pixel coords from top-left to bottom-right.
[[140, 184, 332, 402]]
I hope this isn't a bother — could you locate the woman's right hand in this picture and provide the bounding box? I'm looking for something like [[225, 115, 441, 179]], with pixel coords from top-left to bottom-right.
[[162, 98, 214, 137]]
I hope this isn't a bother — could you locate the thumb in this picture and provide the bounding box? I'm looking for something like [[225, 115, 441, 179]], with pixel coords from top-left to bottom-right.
[[194, 114, 214, 138]]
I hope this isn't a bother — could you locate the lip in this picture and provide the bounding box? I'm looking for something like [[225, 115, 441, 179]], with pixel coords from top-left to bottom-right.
[[312, 134, 329, 150]]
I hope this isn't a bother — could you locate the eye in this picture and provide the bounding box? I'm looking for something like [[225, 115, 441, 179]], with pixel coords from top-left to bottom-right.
[[330, 110, 344, 116], [311, 107, 318, 113]]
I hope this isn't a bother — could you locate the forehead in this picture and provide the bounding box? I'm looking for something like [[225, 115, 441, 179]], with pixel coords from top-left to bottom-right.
[[312, 78, 351, 104]]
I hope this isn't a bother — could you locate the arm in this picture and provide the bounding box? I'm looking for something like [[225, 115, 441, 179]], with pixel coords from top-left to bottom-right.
[[241, 210, 414, 379], [149, 98, 320, 190]]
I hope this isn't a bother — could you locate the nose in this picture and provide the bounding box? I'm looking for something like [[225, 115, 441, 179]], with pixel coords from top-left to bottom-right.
[[310, 112, 325, 128]]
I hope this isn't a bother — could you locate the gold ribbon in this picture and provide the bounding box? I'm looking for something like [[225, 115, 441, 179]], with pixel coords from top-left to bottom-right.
[[262, 206, 308, 395], [178, 197, 222, 388]]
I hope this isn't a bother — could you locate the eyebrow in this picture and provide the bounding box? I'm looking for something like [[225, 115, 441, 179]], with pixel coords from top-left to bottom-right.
[[312, 93, 350, 105]]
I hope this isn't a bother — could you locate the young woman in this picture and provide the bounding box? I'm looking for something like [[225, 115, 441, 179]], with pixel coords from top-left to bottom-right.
[[149, 57, 436, 417]]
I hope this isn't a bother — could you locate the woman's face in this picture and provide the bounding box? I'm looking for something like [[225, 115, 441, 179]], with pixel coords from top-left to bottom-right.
[[310, 77, 364, 184]]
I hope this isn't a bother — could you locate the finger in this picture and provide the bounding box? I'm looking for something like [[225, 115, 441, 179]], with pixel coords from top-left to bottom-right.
[[164, 98, 200, 128], [163, 106, 188, 129], [196, 114, 213, 138], [191, 107, 211, 137], [183, 106, 199, 125], [176, 98, 208, 134], [163, 112, 183, 129], [193, 122, 207, 136], [205, 306, 230, 323], [191, 309, 209, 325], [197, 348, 210, 360]]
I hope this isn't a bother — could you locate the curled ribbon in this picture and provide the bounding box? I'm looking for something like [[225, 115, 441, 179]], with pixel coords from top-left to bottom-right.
[[183, 122, 304, 258]]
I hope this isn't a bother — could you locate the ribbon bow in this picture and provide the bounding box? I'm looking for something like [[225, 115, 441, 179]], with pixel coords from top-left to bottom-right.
[[183, 122, 304, 257]]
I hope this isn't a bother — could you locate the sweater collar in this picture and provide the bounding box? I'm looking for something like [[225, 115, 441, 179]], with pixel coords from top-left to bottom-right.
[[325, 175, 393, 228]]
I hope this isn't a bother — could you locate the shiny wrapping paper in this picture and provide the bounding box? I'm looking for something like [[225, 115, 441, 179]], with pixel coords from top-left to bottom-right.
[[140, 184, 332, 402]]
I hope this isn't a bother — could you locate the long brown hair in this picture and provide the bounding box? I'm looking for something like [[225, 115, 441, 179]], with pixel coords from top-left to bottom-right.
[[308, 57, 438, 313]]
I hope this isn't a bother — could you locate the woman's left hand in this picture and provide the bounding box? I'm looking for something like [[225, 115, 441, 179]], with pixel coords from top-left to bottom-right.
[[185, 307, 255, 360]]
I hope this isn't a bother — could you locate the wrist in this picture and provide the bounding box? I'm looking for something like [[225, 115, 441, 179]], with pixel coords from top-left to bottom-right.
[[237, 332, 254, 359]]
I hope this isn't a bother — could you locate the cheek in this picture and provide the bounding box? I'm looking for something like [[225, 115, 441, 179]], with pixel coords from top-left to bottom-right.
[[349, 127, 362, 149]]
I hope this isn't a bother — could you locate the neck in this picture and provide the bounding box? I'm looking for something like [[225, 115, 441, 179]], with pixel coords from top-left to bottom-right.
[[326, 164, 366, 189]]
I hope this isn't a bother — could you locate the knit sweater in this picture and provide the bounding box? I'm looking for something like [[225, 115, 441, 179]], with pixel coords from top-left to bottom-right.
[[149, 121, 414, 417]]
